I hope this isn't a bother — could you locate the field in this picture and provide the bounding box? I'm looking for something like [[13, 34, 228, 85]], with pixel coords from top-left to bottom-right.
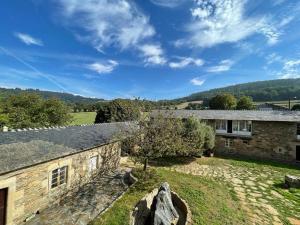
[[69, 112, 96, 125], [91, 157, 300, 225]]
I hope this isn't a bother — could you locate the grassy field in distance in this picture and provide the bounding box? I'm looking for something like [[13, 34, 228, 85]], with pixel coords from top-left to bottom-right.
[[69, 112, 96, 125]]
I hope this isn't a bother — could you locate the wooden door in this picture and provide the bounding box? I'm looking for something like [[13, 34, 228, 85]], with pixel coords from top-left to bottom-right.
[[0, 188, 7, 225]]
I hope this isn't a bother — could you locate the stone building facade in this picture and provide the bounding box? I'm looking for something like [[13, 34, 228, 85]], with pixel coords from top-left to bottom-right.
[[152, 110, 300, 163], [214, 121, 299, 162], [0, 122, 130, 225]]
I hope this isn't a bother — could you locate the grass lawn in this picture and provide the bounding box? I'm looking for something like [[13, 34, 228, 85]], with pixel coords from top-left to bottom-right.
[[69, 112, 96, 125], [91, 157, 300, 225], [90, 167, 248, 225]]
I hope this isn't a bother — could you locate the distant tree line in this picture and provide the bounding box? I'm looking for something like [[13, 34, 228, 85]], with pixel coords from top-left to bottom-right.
[[174, 78, 300, 102]]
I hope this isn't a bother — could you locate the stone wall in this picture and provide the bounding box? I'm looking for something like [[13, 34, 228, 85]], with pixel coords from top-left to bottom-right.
[[213, 121, 299, 163], [0, 141, 121, 225]]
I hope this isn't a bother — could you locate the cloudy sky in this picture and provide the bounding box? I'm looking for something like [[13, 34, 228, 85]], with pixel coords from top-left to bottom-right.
[[1, 0, 300, 100]]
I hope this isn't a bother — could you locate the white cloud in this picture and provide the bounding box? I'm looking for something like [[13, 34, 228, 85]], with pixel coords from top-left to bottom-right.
[[150, 0, 187, 8], [56, 0, 159, 59], [14, 32, 43, 46], [86, 60, 118, 74], [207, 59, 234, 73], [266, 53, 283, 65], [169, 57, 204, 69], [139, 44, 167, 65], [190, 77, 205, 86], [175, 0, 282, 48], [278, 60, 300, 79]]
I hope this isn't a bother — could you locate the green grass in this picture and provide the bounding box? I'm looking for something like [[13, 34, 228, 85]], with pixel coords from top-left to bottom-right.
[[90, 167, 249, 225], [69, 112, 96, 125], [91, 157, 300, 225]]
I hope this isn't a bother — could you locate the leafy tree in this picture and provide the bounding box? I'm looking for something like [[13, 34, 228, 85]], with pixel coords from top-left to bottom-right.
[[292, 104, 300, 111], [41, 98, 72, 126], [209, 94, 237, 109], [127, 115, 215, 170], [1, 93, 72, 129], [236, 96, 255, 110], [182, 117, 215, 156], [128, 114, 184, 170], [95, 99, 141, 123]]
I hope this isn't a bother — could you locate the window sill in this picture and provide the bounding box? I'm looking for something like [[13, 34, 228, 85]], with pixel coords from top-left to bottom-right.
[[217, 133, 252, 139], [216, 130, 227, 134]]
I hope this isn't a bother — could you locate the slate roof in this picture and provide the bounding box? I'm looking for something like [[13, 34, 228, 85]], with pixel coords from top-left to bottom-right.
[[0, 122, 134, 175], [151, 110, 300, 122]]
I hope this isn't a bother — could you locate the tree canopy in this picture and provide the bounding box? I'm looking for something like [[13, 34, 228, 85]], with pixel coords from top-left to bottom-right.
[[0, 93, 72, 129], [236, 96, 255, 110], [126, 115, 215, 170], [95, 99, 141, 123], [209, 94, 237, 110]]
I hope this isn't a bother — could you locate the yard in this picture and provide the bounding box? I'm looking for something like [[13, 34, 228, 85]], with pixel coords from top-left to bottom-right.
[[69, 112, 97, 125], [91, 157, 300, 225]]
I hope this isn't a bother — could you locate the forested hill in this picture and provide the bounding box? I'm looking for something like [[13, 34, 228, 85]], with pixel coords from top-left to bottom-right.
[[0, 87, 104, 104], [176, 78, 300, 102]]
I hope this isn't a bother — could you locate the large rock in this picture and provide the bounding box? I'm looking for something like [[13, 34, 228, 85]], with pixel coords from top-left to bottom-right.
[[285, 175, 300, 188], [150, 182, 179, 225]]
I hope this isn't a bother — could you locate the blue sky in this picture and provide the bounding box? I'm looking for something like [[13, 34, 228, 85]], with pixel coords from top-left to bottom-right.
[[1, 0, 300, 100]]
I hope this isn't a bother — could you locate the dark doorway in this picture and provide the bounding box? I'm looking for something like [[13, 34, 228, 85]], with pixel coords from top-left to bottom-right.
[[227, 120, 232, 133], [297, 146, 300, 161], [0, 188, 7, 225]]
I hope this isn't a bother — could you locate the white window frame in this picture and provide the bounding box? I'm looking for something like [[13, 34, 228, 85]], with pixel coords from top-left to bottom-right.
[[297, 123, 300, 140], [215, 120, 227, 134], [89, 155, 98, 173], [50, 166, 68, 189], [225, 138, 233, 148], [232, 120, 252, 136]]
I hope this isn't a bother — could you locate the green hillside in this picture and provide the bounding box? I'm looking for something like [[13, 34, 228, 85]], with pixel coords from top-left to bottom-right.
[[176, 78, 300, 102], [0, 87, 104, 104]]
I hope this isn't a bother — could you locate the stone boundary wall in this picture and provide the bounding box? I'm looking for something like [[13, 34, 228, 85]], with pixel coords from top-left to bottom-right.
[[0, 141, 121, 225]]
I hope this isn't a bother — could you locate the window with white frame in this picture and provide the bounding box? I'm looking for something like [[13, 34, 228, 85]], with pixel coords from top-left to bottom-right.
[[225, 138, 233, 148], [89, 156, 98, 173], [215, 120, 227, 133], [233, 120, 252, 135], [51, 166, 68, 189], [297, 123, 300, 139]]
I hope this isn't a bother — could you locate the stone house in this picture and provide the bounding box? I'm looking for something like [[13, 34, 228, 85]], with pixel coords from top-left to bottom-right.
[[0, 122, 131, 225], [152, 110, 300, 163]]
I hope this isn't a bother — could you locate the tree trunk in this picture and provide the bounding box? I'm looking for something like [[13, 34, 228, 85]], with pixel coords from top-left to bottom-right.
[[143, 158, 148, 171]]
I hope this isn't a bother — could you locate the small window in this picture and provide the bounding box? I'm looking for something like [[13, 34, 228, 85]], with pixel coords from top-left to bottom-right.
[[51, 166, 68, 189], [89, 156, 98, 173], [225, 138, 233, 148], [297, 124, 300, 137]]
